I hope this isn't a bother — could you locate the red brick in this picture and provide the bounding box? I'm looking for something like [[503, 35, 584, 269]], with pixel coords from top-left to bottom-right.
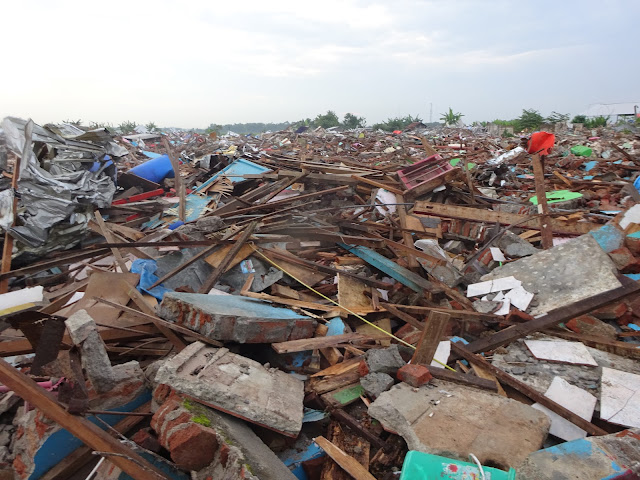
[[153, 383, 172, 405], [625, 236, 640, 256], [566, 315, 617, 338], [131, 428, 161, 452], [609, 247, 640, 273], [358, 360, 369, 377], [167, 423, 219, 471], [397, 364, 433, 387], [593, 302, 628, 320]]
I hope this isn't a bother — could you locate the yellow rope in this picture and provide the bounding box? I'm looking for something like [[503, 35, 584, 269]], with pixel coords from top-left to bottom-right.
[[250, 244, 455, 371]]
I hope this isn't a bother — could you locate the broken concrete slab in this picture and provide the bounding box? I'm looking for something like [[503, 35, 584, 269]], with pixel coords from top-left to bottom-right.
[[158, 292, 317, 343], [363, 344, 406, 375], [155, 341, 304, 437], [360, 372, 394, 398], [483, 234, 621, 316], [154, 247, 214, 292], [600, 367, 640, 428], [65, 309, 117, 394], [517, 429, 640, 480], [368, 381, 550, 468], [496, 231, 539, 258]]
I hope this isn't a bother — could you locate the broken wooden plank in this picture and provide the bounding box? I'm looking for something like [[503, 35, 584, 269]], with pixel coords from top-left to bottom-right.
[[532, 154, 553, 249], [465, 281, 640, 354], [413, 201, 597, 235], [273, 333, 388, 354], [547, 330, 640, 360], [0, 358, 168, 479], [412, 311, 450, 365], [199, 221, 258, 293], [314, 436, 376, 480], [426, 366, 498, 392], [40, 402, 152, 480], [124, 282, 188, 351], [352, 175, 404, 195], [320, 422, 370, 480], [93, 210, 129, 273]]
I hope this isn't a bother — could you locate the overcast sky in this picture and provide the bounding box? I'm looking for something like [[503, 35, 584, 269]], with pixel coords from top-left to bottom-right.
[[1, 0, 638, 128]]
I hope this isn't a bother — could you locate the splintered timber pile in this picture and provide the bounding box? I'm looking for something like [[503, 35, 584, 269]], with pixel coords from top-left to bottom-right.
[[0, 117, 640, 479]]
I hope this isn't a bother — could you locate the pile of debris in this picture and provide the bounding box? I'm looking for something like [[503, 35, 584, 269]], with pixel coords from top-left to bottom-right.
[[0, 116, 639, 479]]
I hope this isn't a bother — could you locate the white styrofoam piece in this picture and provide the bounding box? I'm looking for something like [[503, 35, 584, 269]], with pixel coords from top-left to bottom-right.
[[495, 299, 511, 316], [490, 247, 506, 262], [63, 292, 85, 307], [431, 341, 450, 367], [466, 276, 521, 297], [600, 367, 640, 428], [504, 285, 534, 311], [375, 189, 397, 215], [524, 340, 598, 366], [490, 276, 521, 292], [467, 280, 492, 297], [531, 376, 596, 441], [619, 204, 640, 230], [0, 286, 44, 312]]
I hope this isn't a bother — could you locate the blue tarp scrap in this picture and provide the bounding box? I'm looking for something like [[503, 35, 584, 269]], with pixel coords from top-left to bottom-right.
[[131, 259, 172, 301]]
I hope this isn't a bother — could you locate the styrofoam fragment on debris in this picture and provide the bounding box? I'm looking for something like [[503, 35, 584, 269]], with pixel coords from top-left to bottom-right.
[[466, 276, 521, 297], [431, 341, 451, 367], [504, 285, 534, 311], [524, 340, 598, 366], [495, 299, 511, 316], [490, 247, 506, 262], [532, 376, 596, 441], [600, 367, 640, 428], [0, 286, 44, 314]]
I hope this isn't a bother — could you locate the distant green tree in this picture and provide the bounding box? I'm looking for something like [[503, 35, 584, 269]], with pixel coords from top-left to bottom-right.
[[119, 121, 138, 134], [584, 116, 609, 128], [372, 114, 423, 131], [571, 115, 587, 124], [63, 119, 82, 126], [342, 113, 366, 129], [205, 124, 223, 135], [145, 122, 158, 132], [88, 121, 113, 129], [517, 109, 544, 131], [440, 107, 464, 126], [546, 112, 569, 124], [312, 110, 341, 129]]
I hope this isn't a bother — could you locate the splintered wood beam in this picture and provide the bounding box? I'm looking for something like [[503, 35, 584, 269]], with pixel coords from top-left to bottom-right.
[[450, 342, 608, 436], [380, 303, 425, 330], [40, 402, 152, 480], [123, 282, 188, 351], [426, 366, 498, 392], [198, 221, 258, 293], [465, 281, 640, 354], [532, 154, 553, 249], [411, 311, 450, 365], [314, 436, 376, 480], [0, 359, 168, 480], [272, 333, 388, 354], [94, 210, 129, 272]]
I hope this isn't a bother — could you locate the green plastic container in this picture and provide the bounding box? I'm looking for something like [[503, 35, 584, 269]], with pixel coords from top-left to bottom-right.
[[570, 145, 592, 157], [529, 189, 583, 205], [399, 451, 516, 480]]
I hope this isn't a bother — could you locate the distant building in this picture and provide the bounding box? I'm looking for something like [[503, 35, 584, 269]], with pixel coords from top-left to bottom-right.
[[581, 102, 640, 121]]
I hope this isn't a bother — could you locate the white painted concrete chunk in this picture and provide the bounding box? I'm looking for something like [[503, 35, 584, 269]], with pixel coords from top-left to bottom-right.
[[532, 376, 596, 441], [524, 340, 598, 366], [505, 285, 534, 311], [431, 341, 450, 367], [155, 341, 304, 437], [490, 247, 506, 262], [600, 367, 640, 428], [467, 276, 521, 297]]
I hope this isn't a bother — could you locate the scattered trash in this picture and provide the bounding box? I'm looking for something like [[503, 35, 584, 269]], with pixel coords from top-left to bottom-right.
[[1, 119, 640, 479]]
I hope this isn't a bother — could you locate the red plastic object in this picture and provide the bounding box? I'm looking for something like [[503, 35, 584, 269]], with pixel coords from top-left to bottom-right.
[[397, 154, 457, 199], [112, 188, 165, 205], [528, 131, 555, 155]]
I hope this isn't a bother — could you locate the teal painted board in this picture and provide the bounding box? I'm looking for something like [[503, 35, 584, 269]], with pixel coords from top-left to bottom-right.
[[196, 158, 271, 192], [338, 243, 434, 293]]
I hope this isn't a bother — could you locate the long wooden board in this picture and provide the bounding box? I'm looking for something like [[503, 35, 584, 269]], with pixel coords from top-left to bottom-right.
[[413, 201, 597, 235]]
